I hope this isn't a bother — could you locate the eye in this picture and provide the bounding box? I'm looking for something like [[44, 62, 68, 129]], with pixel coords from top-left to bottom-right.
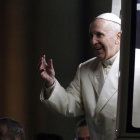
[[96, 32, 104, 38]]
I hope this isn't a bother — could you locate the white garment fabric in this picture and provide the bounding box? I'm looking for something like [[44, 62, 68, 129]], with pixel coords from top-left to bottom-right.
[[102, 52, 118, 80], [40, 52, 120, 140]]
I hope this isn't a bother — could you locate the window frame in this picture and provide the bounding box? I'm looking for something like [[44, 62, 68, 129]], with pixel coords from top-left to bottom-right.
[[116, 0, 140, 139]]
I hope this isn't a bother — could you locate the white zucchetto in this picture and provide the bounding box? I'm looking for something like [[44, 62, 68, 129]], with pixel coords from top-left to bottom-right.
[[96, 13, 121, 25]]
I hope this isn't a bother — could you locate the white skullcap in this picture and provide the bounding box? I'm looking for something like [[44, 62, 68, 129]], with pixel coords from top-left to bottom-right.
[[96, 13, 121, 25]]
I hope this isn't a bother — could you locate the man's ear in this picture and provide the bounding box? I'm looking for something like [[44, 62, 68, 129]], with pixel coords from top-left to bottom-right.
[[115, 32, 121, 45], [117, 32, 121, 39]]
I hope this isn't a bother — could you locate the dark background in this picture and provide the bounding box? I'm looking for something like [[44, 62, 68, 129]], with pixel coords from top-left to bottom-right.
[[0, 0, 112, 140]]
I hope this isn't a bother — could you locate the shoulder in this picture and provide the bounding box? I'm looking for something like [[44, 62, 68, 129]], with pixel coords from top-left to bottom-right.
[[80, 57, 98, 67], [78, 57, 99, 70]]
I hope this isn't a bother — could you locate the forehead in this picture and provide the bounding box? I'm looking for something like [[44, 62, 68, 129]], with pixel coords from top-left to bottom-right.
[[89, 19, 113, 33]]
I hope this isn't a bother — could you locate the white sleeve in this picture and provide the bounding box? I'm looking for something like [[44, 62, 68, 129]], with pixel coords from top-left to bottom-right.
[[40, 64, 84, 117], [40, 81, 56, 100]]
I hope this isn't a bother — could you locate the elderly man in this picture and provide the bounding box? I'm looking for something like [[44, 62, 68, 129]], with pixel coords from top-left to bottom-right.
[[39, 13, 121, 140]]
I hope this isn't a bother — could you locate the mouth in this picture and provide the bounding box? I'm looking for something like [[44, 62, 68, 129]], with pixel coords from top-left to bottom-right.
[[94, 44, 103, 50]]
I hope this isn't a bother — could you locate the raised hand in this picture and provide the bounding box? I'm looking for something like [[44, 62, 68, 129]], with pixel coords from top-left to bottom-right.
[[39, 55, 55, 87]]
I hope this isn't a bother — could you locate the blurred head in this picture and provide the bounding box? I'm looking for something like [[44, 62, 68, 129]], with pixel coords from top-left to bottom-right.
[[0, 117, 24, 140], [89, 13, 121, 61], [75, 119, 90, 140]]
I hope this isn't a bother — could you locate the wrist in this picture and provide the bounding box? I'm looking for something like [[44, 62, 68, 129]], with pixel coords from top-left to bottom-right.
[[45, 80, 54, 88]]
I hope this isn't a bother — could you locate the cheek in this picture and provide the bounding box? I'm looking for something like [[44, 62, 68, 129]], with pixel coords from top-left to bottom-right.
[[105, 37, 115, 50], [102, 42, 113, 57]]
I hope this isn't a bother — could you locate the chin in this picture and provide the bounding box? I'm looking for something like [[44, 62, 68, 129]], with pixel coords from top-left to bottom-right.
[[96, 55, 106, 61]]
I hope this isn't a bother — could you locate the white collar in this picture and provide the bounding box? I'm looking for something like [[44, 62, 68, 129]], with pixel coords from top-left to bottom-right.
[[102, 51, 119, 67]]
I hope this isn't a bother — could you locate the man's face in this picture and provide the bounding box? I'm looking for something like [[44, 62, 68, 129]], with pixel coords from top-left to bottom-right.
[[76, 125, 90, 140], [89, 19, 120, 61]]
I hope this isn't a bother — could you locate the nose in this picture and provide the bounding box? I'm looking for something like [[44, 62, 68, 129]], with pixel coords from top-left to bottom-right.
[[91, 35, 98, 46]]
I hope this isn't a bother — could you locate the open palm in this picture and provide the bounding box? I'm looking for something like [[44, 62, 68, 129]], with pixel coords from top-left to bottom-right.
[[39, 55, 55, 87]]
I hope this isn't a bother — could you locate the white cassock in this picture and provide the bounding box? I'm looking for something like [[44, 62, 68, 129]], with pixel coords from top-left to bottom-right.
[[40, 52, 120, 140]]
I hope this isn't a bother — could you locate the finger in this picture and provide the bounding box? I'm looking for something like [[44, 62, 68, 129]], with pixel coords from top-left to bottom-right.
[[48, 59, 54, 69], [42, 54, 48, 66], [38, 57, 43, 71], [50, 59, 54, 69], [39, 69, 45, 73], [39, 64, 46, 72], [39, 55, 47, 71]]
